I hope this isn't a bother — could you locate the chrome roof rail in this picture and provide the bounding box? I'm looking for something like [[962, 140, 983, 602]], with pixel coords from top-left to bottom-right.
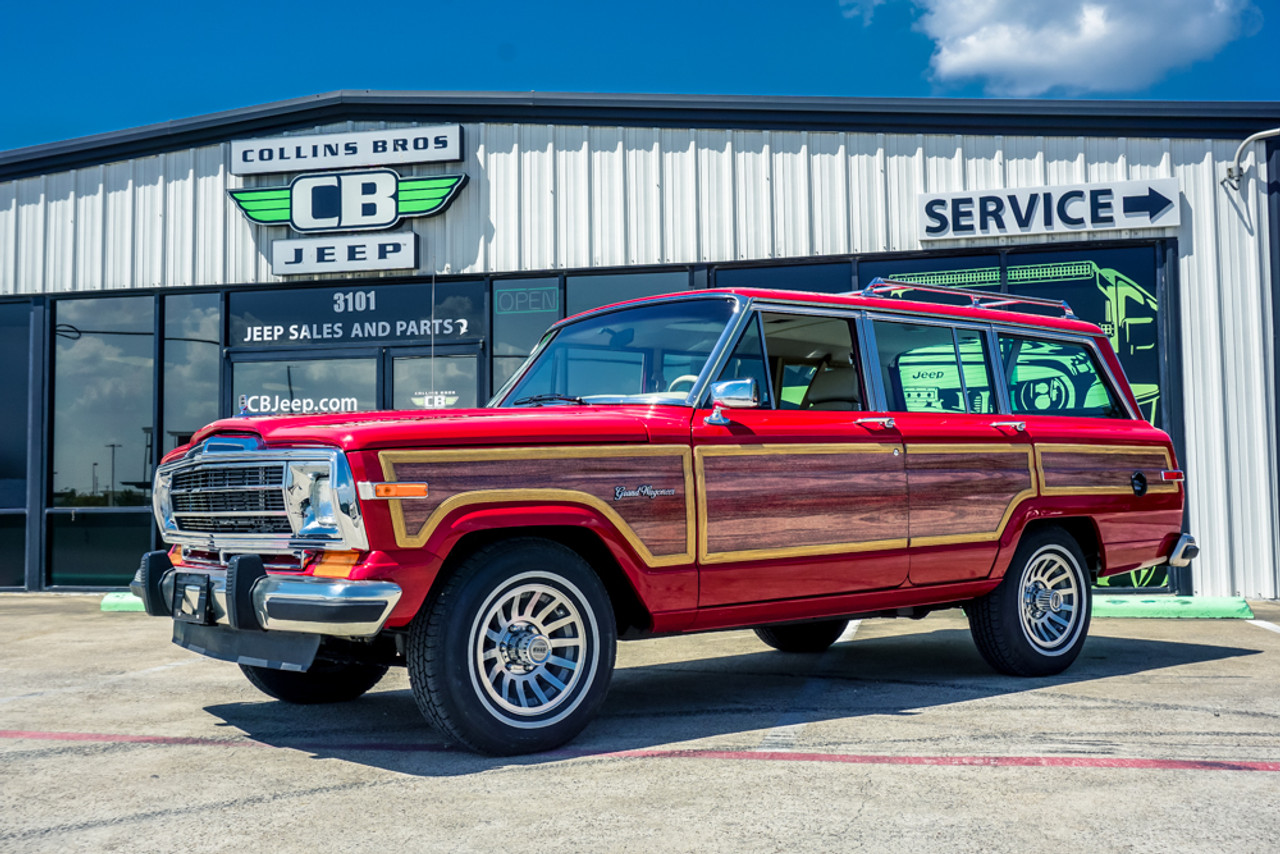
[[851, 277, 1077, 319]]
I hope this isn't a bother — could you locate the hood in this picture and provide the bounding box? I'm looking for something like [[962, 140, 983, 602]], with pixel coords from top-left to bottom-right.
[[178, 406, 693, 458]]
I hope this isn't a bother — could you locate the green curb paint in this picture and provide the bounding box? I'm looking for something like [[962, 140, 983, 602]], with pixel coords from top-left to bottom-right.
[[101, 592, 145, 612], [1092, 595, 1253, 619]]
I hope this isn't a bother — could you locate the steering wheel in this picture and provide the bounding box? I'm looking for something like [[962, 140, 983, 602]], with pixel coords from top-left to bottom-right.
[[666, 374, 700, 393]]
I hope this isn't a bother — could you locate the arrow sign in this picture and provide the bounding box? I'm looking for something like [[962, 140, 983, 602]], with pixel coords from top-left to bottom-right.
[[919, 177, 1181, 240], [1122, 186, 1174, 220]]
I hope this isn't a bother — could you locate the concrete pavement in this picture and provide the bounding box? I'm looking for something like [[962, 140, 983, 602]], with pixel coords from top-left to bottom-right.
[[2, 594, 1279, 853]]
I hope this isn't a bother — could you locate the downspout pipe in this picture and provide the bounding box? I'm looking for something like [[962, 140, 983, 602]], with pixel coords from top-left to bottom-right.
[[1224, 127, 1280, 190]]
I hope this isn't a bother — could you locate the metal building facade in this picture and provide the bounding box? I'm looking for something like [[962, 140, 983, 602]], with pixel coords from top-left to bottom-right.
[[0, 94, 1276, 598]]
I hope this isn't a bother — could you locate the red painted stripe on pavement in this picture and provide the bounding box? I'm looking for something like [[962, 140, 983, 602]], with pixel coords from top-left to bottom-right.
[[3, 730, 1276, 772], [598, 748, 1280, 773]]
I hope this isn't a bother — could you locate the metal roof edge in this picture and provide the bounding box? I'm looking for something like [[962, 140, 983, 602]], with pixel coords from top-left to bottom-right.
[[4, 90, 1280, 181]]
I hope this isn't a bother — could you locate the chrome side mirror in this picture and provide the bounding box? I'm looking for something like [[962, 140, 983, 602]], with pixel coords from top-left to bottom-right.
[[704, 378, 759, 426]]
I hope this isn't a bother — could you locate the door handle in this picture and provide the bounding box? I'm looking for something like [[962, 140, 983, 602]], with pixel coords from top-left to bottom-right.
[[855, 417, 896, 429], [991, 421, 1026, 432]]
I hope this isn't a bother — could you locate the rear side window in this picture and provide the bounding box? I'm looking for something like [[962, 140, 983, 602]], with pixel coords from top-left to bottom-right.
[[872, 321, 996, 414], [998, 334, 1126, 418]]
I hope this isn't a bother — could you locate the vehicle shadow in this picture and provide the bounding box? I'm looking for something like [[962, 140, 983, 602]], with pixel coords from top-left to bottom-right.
[[203, 627, 1262, 778]]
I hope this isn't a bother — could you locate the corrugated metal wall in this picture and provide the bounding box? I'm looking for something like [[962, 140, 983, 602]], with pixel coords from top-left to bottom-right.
[[0, 121, 1275, 597]]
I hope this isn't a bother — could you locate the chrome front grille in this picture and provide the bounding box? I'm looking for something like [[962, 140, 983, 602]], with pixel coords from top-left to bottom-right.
[[171, 486, 287, 514], [172, 465, 283, 491], [177, 515, 294, 534], [170, 463, 289, 535]]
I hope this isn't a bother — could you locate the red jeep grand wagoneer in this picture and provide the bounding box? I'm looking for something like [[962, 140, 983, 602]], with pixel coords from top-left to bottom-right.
[[132, 282, 1197, 754]]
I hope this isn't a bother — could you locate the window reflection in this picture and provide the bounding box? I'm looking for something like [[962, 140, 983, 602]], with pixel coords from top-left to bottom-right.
[[52, 298, 154, 507], [715, 263, 852, 294], [393, 356, 479, 409], [565, 271, 689, 316], [232, 359, 376, 415], [0, 302, 30, 508], [47, 512, 151, 586], [164, 293, 221, 452], [0, 514, 23, 586], [494, 278, 560, 357]]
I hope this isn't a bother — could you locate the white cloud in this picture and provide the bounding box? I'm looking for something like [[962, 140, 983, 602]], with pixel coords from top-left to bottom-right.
[[912, 0, 1262, 95], [841, 0, 888, 25]]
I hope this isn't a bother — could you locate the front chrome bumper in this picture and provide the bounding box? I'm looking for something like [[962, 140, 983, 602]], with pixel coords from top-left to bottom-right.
[[1167, 533, 1200, 568], [131, 553, 401, 639]]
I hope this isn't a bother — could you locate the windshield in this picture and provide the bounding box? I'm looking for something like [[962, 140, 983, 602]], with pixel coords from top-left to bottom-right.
[[500, 297, 736, 405]]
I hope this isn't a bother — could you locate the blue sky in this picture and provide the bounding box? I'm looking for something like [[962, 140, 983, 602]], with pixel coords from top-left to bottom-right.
[[4, 0, 1277, 153]]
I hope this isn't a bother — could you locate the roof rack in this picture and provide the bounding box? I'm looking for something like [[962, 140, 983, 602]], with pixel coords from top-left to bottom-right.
[[852, 277, 1077, 319]]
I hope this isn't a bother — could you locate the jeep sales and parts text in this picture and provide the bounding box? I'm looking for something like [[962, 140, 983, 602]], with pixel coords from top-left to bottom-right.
[[242, 317, 471, 343]]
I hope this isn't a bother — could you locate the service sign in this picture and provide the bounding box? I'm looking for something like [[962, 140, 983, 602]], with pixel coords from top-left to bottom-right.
[[918, 178, 1180, 241], [231, 125, 462, 175]]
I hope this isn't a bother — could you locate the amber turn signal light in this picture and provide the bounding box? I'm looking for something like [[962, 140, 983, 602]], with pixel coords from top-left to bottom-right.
[[312, 551, 362, 578], [374, 482, 429, 498]]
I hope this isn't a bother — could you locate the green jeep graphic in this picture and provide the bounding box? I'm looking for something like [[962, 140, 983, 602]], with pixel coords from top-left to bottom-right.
[[886, 260, 1160, 421], [886, 258, 1166, 589]]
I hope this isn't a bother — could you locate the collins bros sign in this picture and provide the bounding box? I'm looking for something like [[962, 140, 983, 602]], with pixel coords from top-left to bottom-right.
[[227, 126, 467, 275]]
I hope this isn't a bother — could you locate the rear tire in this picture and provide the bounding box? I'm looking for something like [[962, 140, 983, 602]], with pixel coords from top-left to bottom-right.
[[240, 660, 388, 704], [967, 527, 1091, 677], [754, 619, 849, 653], [407, 538, 616, 756]]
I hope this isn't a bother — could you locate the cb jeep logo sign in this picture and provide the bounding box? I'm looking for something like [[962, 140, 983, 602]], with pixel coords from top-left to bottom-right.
[[227, 125, 469, 276], [229, 169, 467, 233]]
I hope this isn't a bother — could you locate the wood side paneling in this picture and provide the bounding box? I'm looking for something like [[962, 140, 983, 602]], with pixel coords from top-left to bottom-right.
[[907, 448, 1036, 542], [1038, 445, 1176, 495], [697, 445, 907, 563], [380, 447, 692, 563]]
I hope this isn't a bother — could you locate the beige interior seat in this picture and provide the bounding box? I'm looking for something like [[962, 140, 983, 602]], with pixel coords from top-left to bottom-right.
[[803, 363, 862, 410]]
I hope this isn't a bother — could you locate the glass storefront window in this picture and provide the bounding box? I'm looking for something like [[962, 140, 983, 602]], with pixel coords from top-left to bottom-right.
[[0, 514, 23, 587], [47, 512, 151, 586], [233, 358, 376, 415], [565, 271, 690, 317], [0, 302, 30, 508], [52, 297, 154, 507], [163, 293, 221, 452], [492, 356, 532, 396], [393, 355, 479, 410], [715, 262, 852, 294], [494, 278, 561, 357], [230, 281, 484, 349]]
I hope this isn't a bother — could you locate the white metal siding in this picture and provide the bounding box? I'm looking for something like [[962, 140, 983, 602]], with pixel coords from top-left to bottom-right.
[[0, 121, 1274, 597]]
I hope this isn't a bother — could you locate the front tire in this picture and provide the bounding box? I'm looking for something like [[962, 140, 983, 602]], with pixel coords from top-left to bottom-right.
[[754, 619, 848, 653], [967, 527, 1092, 677], [408, 538, 617, 755], [240, 660, 388, 704]]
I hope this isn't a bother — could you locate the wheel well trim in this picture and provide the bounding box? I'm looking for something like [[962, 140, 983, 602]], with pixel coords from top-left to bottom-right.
[[1000, 515, 1104, 581], [389, 488, 695, 567], [430, 526, 658, 636]]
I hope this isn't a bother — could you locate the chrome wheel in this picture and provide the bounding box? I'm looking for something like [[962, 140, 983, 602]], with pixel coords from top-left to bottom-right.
[[1018, 545, 1084, 654], [468, 572, 599, 727], [967, 527, 1092, 677]]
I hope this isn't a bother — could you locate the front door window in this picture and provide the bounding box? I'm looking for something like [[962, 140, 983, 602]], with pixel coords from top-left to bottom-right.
[[392, 355, 479, 410], [233, 358, 376, 416]]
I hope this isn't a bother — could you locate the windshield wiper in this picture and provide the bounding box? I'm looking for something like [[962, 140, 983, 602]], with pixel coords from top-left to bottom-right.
[[511, 393, 589, 407]]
